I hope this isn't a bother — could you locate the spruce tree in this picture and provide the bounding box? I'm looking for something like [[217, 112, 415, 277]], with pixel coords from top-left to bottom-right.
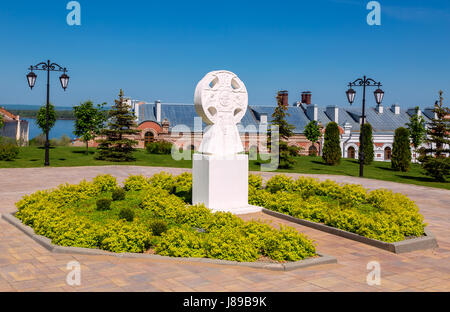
[[322, 122, 341, 165], [419, 91, 450, 181], [360, 123, 374, 165], [391, 127, 411, 172], [96, 90, 140, 162], [270, 92, 298, 169]]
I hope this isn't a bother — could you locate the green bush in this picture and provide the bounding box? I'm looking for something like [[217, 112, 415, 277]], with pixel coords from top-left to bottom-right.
[[96, 198, 112, 211], [93, 174, 118, 192], [118, 207, 135, 222], [146, 140, 173, 155], [15, 173, 318, 262], [148, 171, 176, 192], [150, 219, 168, 236], [0, 141, 20, 161], [420, 156, 450, 182], [123, 175, 150, 191], [248, 174, 263, 189], [360, 123, 374, 165], [322, 122, 341, 165], [174, 172, 193, 203], [249, 174, 426, 243], [112, 188, 126, 201], [392, 127, 411, 172]]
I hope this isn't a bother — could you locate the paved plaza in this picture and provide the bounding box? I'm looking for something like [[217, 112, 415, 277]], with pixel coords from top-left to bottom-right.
[[0, 166, 449, 292]]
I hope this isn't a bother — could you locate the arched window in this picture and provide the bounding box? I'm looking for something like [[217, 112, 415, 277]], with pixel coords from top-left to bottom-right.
[[384, 146, 392, 160], [348, 146, 356, 159], [144, 132, 155, 146], [308, 145, 318, 156]]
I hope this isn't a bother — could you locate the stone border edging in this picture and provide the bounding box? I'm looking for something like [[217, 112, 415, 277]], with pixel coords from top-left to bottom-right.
[[262, 208, 438, 253], [1, 212, 337, 272]]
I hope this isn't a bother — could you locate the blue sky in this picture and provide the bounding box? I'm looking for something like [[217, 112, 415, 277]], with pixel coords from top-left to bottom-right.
[[0, 0, 449, 109]]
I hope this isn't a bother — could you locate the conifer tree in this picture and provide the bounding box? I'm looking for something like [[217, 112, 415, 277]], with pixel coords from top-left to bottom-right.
[[360, 123, 374, 165], [270, 92, 298, 168], [406, 106, 426, 162], [419, 91, 450, 181], [391, 127, 411, 172], [96, 90, 140, 162], [322, 122, 341, 165]]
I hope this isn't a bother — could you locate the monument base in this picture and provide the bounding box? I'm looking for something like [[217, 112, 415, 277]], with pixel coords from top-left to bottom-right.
[[192, 153, 262, 215]]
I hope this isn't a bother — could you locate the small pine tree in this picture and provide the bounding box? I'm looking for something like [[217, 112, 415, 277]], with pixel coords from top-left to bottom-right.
[[304, 120, 321, 156], [391, 127, 411, 172], [96, 90, 141, 162], [419, 91, 450, 181], [322, 122, 341, 165], [360, 123, 374, 165], [270, 92, 297, 169]]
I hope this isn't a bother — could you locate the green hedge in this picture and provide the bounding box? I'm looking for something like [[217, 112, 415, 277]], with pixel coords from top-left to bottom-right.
[[15, 173, 317, 262], [249, 174, 426, 242]]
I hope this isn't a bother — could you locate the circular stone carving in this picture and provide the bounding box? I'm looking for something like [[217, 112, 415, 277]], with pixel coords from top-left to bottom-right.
[[194, 70, 248, 125]]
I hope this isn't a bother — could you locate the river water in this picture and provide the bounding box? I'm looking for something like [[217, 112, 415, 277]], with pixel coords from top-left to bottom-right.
[[24, 118, 76, 140]]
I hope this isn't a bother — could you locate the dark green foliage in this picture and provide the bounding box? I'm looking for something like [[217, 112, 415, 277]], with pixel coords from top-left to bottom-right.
[[96, 198, 112, 211], [96, 90, 141, 162], [419, 91, 450, 181], [150, 219, 168, 236], [112, 188, 126, 201], [73, 101, 107, 154], [420, 157, 450, 182], [36, 104, 57, 135], [146, 141, 173, 155], [119, 207, 135, 222], [270, 92, 297, 169], [322, 122, 341, 165], [0, 114, 4, 129], [392, 127, 411, 172], [0, 139, 19, 161], [360, 123, 374, 165]]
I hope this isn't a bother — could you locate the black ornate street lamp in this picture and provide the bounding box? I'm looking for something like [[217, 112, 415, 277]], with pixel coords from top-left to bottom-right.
[[346, 76, 384, 177], [26, 60, 69, 166]]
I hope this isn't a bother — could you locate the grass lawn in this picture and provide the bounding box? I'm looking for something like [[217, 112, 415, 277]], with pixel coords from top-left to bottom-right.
[[1, 146, 448, 190]]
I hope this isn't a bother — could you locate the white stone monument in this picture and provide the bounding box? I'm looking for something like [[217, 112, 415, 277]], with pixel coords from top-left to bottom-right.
[[192, 70, 262, 214]]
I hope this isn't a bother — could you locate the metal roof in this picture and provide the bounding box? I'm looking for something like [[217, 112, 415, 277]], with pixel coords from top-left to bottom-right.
[[137, 103, 431, 135]]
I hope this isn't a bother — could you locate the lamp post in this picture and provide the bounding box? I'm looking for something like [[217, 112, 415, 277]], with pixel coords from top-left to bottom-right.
[[346, 76, 384, 177], [26, 61, 69, 166]]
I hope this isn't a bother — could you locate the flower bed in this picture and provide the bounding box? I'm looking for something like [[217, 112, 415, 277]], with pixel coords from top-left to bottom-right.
[[15, 173, 317, 263], [249, 174, 426, 243]]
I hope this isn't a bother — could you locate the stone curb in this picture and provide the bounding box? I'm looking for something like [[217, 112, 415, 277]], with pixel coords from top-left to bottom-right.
[[262, 208, 439, 254], [1, 212, 337, 272]]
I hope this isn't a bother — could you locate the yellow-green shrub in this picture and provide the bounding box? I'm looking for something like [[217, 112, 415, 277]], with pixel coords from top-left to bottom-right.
[[123, 175, 150, 191], [92, 174, 118, 192], [155, 227, 206, 258], [148, 172, 176, 192]]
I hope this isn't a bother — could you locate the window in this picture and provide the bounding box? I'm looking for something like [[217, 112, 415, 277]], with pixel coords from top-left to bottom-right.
[[309, 145, 318, 156], [348, 146, 356, 159], [144, 132, 155, 146], [384, 146, 392, 160]]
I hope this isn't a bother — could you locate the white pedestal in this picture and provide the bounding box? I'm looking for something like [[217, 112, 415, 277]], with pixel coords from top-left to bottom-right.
[[193, 153, 262, 215]]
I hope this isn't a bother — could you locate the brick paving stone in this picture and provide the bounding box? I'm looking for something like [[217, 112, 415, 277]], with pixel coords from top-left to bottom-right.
[[0, 166, 449, 292]]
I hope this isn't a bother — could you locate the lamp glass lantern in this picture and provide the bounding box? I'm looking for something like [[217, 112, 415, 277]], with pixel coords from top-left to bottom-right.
[[59, 73, 70, 91], [26, 71, 37, 89], [346, 87, 356, 104], [374, 88, 384, 105]]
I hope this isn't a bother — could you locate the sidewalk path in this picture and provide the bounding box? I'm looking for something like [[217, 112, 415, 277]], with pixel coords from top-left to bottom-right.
[[0, 166, 449, 292]]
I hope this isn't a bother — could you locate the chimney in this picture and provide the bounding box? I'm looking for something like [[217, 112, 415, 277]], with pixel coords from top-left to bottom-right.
[[344, 122, 352, 135], [279, 91, 289, 107], [260, 113, 268, 124], [155, 100, 162, 123], [326, 106, 339, 123], [301, 91, 312, 105], [376, 104, 383, 114], [161, 118, 170, 134], [391, 103, 400, 115], [306, 104, 318, 121]]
